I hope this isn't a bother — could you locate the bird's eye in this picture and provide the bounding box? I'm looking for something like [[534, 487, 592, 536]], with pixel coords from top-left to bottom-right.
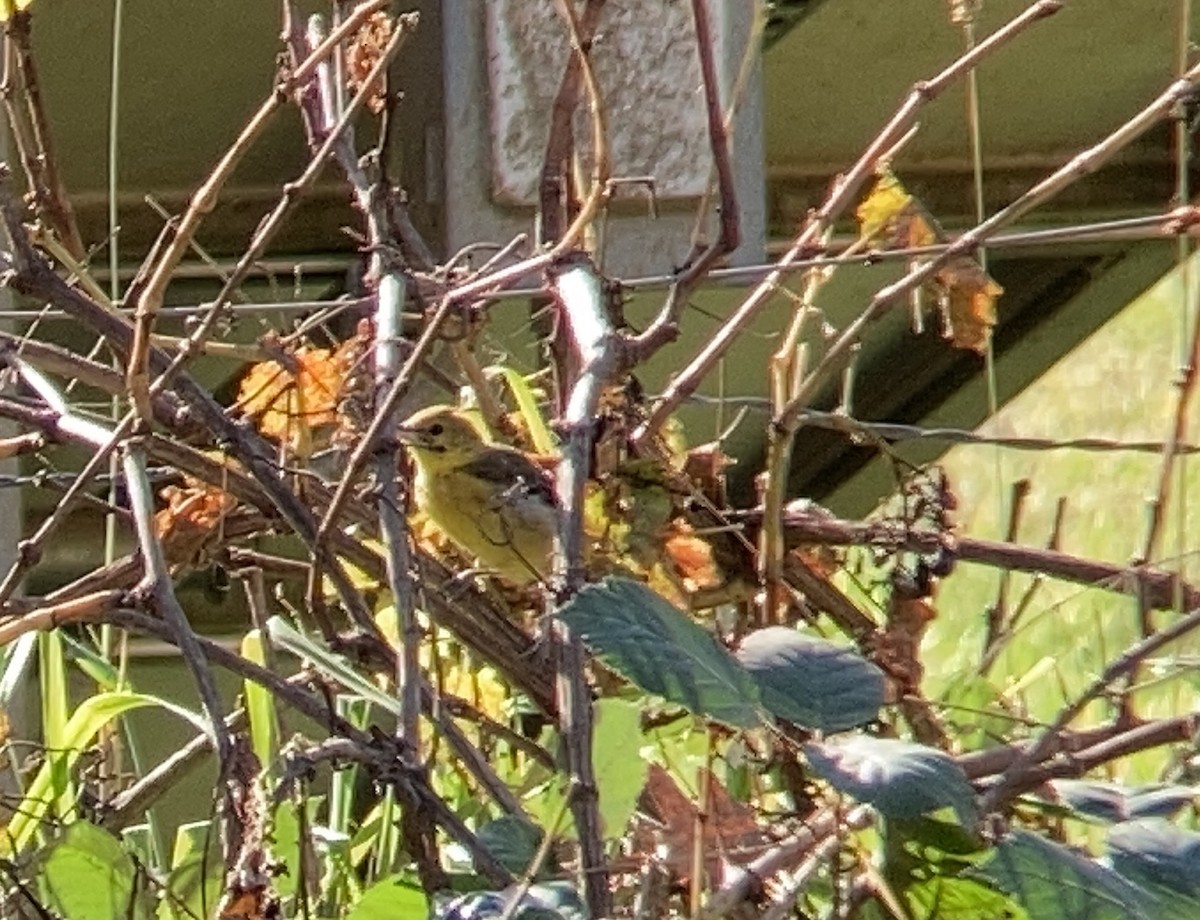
[[428, 423, 445, 436]]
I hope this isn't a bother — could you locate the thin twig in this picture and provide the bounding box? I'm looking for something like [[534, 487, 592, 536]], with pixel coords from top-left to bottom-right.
[[124, 0, 394, 418], [772, 503, 1200, 611], [636, 0, 1063, 444], [776, 54, 1200, 443], [2, 11, 83, 260], [981, 604, 1200, 814], [627, 0, 741, 364]]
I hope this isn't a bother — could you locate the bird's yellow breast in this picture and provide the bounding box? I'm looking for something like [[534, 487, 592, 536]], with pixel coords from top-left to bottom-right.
[[413, 461, 557, 585]]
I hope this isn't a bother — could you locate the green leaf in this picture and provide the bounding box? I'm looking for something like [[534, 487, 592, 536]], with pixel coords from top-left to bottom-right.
[[61, 632, 121, 691], [806, 736, 977, 826], [905, 876, 1027, 920], [158, 820, 221, 920], [1108, 818, 1200, 919], [3, 691, 203, 856], [483, 365, 558, 454], [40, 822, 151, 920], [272, 796, 323, 899], [735, 626, 884, 732], [535, 697, 648, 843], [477, 815, 545, 876], [437, 882, 586, 920], [593, 698, 651, 837], [1049, 780, 1196, 823], [268, 616, 402, 717], [555, 577, 761, 728], [241, 630, 278, 769], [0, 632, 37, 703], [347, 873, 427, 919], [978, 829, 1151, 920]]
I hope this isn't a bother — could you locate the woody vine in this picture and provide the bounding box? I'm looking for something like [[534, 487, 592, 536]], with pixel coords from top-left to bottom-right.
[[0, 1, 1196, 919]]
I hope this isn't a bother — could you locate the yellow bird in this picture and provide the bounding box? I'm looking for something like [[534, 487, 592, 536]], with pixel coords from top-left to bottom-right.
[[397, 406, 558, 585]]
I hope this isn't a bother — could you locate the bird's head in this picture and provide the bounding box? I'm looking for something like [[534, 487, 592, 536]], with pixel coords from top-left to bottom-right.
[[397, 405, 487, 467]]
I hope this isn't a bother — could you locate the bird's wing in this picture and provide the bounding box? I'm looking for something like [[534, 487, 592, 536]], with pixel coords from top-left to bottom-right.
[[457, 447, 557, 509]]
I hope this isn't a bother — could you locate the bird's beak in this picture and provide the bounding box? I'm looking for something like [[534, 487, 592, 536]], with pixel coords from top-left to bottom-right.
[[395, 426, 421, 447]]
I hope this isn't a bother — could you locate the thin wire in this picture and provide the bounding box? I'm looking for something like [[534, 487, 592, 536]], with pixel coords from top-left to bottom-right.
[[675, 397, 1200, 455], [0, 215, 1187, 324]]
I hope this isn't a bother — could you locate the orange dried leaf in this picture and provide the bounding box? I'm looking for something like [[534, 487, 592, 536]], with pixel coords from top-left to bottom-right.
[[346, 12, 392, 114], [664, 526, 723, 592], [237, 345, 346, 448], [935, 260, 1003, 353], [155, 478, 237, 567]]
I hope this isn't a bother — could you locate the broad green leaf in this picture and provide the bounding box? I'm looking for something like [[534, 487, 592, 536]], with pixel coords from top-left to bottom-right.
[[555, 577, 761, 728], [347, 873, 427, 919], [1050, 780, 1196, 823], [3, 691, 201, 856], [978, 829, 1151, 920], [1108, 818, 1200, 919], [40, 822, 151, 920], [906, 876, 1027, 920], [806, 736, 977, 826], [895, 815, 985, 857], [477, 815, 545, 876], [735, 627, 883, 732], [241, 630, 278, 768]]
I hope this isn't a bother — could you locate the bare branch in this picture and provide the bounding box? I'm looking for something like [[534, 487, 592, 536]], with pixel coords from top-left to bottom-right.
[[636, 0, 1063, 444]]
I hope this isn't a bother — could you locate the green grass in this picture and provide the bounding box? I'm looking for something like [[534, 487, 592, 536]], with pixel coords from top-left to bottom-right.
[[924, 252, 1200, 782]]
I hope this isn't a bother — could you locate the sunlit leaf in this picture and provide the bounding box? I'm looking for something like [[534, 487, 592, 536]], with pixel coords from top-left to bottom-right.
[[593, 698, 651, 836], [736, 626, 884, 732], [237, 342, 349, 456], [905, 876, 1027, 920], [806, 735, 977, 826], [347, 873, 427, 919], [160, 820, 222, 920], [40, 822, 152, 920], [241, 630, 278, 769], [978, 829, 1151, 920], [483, 365, 558, 454], [1049, 780, 1196, 823], [267, 615, 402, 717], [555, 577, 761, 727], [1108, 818, 1200, 918], [856, 169, 914, 243], [0, 1, 35, 22], [856, 167, 1002, 353], [3, 691, 204, 856], [936, 260, 1003, 354]]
